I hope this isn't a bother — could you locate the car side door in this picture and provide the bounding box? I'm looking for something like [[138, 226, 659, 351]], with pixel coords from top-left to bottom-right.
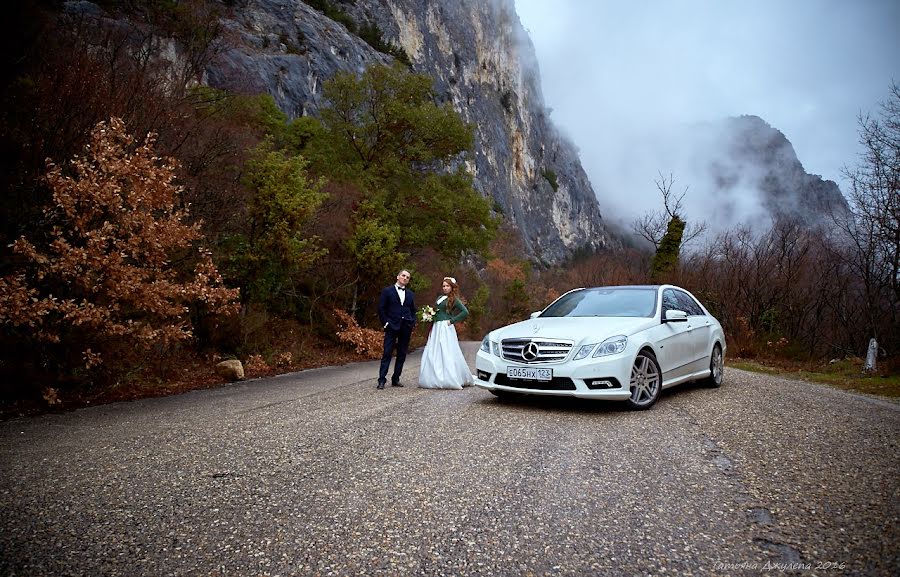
[[653, 288, 694, 381], [674, 289, 712, 372]]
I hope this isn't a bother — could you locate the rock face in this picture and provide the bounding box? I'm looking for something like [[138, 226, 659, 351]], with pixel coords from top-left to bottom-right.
[[709, 115, 849, 226], [64, 1, 842, 255], [207, 0, 616, 264]]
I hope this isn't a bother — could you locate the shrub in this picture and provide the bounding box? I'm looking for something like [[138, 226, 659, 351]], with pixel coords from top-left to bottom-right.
[[541, 168, 558, 191], [0, 118, 239, 383], [500, 91, 513, 114], [358, 21, 411, 66], [333, 309, 382, 358], [302, 0, 357, 33]]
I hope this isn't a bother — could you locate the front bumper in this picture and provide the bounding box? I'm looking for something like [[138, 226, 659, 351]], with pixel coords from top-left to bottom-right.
[[474, 348, 634, 400]]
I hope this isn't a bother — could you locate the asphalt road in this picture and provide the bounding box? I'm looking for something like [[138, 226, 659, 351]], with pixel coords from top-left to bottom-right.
[[1, 343, 897, 576]]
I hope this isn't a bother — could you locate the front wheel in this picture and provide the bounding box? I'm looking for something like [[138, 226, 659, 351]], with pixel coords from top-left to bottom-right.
[[703, 344, 724, 388], [626, 351, 662, 410]]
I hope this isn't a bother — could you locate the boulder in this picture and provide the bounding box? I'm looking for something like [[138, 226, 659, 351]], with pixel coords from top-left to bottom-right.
[[215, 359, 245, 382]]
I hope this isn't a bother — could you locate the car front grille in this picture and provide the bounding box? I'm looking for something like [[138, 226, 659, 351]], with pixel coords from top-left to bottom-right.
[[500, 338, 573, 363]]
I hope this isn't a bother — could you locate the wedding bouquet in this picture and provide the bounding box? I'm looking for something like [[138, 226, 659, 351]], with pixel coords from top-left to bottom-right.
[[417, 305, 436, 322]]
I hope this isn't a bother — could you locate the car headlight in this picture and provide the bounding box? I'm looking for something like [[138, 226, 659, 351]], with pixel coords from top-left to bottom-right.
[[592, 335, 627, 357], [573, 344, 597, 361], [480, 336, 501, 357]]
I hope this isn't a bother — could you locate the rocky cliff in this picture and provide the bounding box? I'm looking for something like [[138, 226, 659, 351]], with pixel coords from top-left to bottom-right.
[[710, 115, 848, 225], [206, 0, 616, 264], [59, 0, 842, 255]]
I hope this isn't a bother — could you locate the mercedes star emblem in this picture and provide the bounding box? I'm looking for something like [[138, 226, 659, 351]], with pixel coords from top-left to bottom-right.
[[522, 342, 540, 361]]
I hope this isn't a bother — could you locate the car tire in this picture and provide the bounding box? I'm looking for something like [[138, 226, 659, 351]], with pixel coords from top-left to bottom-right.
[[703, 344, 724, 388], [626, 350, 662, 410]]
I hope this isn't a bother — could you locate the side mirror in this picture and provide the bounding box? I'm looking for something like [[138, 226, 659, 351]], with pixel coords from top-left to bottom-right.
[[530, 311, 541, 319], [663, 309, 688, 323]]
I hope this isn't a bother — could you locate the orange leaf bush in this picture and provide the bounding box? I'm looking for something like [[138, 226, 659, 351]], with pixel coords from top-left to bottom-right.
[[0, 117, 239, 375], [333, 309, 382, 358], [244, 354, 269, 374]]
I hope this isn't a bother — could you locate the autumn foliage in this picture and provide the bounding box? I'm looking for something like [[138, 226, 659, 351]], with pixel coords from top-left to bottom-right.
[[0, 118, 239, 379], [333, 309, 382, 358]]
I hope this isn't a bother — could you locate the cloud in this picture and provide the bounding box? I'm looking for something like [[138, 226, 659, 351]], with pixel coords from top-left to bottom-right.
[[513, 0, 900, 235]]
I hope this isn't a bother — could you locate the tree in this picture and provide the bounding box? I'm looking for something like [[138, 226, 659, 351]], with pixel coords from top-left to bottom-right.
[[320, 63, 473, 171], [223, 141, 327, 312], [836, 82, 900, 352], [632, 172, 707, 282], [320, 65, 496, 260], [0, 4, 247, 266], [0, 118, 239, 382], [632, 172, 707, 250], [311, 63, 497, 317], [650, 215, 686, 282]]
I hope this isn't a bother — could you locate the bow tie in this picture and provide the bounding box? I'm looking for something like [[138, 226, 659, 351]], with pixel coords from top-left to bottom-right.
[[396, 286, 405, 291]]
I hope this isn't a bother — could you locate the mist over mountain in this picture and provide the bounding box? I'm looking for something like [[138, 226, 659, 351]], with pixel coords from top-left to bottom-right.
[[706, 115, 848, 226], [208, 0, 851, 251], [593, 113, 849, 241]]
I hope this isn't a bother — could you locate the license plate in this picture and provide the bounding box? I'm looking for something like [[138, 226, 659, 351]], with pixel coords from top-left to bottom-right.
[[507, 366, 552, 381]]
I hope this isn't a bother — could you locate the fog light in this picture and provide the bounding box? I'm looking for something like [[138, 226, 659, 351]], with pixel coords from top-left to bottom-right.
[[477, 370, 491, 381], [591, 380, 613, 388]]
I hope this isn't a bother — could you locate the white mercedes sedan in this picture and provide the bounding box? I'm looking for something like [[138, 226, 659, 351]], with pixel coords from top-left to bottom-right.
[[474, 285, 726, 410]]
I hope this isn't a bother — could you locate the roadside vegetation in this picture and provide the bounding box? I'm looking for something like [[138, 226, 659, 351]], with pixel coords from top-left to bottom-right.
[[0, 0, 896, 415], [731, 358, 900, 399]]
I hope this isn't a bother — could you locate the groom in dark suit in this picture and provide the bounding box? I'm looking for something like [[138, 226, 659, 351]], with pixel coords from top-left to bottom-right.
[[377, 269, 416, 389]]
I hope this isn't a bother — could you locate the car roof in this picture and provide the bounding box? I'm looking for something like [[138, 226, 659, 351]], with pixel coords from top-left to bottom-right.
[[575, 285, 662, 290]]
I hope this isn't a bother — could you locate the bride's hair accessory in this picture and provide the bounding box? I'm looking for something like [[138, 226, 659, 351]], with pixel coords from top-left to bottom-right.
[[444, 276, 457, 285]]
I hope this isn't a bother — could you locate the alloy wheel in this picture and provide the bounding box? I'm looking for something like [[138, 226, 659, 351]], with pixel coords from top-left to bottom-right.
[[707, 345, 724, 388], [629, 352, 661, 408]]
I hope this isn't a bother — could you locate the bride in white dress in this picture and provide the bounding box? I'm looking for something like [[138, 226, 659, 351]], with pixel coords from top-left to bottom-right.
[[418, 277, 475, 389]]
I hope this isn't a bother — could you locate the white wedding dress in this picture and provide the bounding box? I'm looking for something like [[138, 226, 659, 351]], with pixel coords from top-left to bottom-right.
[[418, 297, 474, 389]]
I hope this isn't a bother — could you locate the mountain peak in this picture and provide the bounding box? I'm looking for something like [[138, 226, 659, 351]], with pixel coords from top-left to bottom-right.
[[714, 114, 847, 225]]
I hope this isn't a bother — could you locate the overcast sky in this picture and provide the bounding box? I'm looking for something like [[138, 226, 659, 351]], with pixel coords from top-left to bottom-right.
[[513, 0, 900, 231]]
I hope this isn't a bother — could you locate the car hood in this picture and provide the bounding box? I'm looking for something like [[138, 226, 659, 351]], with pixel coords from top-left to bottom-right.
[[489, 316, 658, 344]]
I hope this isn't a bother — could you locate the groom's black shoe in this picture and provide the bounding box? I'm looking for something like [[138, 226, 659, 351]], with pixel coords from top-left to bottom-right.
[[376, 382, 385, 390], [391, 381, 404, 387]]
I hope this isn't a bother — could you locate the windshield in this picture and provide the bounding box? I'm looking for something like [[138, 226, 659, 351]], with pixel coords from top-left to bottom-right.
[[541, 287, 657, 318]]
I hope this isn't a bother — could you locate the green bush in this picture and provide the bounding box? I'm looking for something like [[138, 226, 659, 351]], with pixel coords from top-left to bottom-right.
[[541, 168, 559, 191], [302, 0, 357, 33], [358, 21, 411, 66]]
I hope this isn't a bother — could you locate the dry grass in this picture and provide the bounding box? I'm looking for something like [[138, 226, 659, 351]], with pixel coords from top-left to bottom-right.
[[730, 356, 900, 398]]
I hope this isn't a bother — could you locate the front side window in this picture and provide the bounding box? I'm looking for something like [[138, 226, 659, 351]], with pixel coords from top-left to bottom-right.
[[674, 290, 705, 316], [662, 289, 680, 314]]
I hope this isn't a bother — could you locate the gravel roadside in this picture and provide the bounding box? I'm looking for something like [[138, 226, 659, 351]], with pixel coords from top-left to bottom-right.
[[0, 344, 896, 576]]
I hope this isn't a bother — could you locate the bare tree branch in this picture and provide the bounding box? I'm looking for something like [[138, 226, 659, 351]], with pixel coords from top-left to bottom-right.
[[631, 171, 708, 250]]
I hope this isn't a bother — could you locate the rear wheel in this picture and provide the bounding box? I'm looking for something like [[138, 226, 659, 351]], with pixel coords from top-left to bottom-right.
[[626, 351, 661, 410], [703, 344, 724, 388]]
